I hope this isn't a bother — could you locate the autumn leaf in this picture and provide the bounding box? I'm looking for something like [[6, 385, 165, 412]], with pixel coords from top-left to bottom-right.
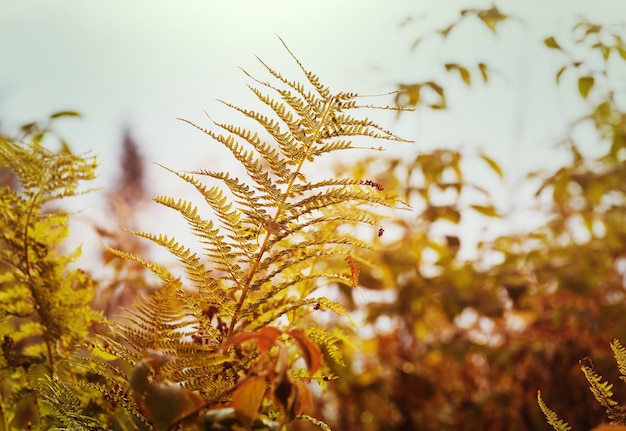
[[479, 153, 503, 179], [445, 63, 472, 86], [578, 76, 595, 99], [232, 376, 267, 430], [478, 63, 488, 83], [544, 36, 562, 50], [289, 329, 322, 376], [470, 204, 499, 217], [140, 381, 205, 431]]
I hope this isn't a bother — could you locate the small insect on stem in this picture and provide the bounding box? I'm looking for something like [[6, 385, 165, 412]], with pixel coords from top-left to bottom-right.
[[579, 356, 595, 371], [360, 179, 384, 191], [248, 214, 288, 236], [378, 227, 385, 237]]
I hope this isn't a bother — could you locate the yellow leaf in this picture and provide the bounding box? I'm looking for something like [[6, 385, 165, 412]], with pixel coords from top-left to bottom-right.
[[578, 76, 595, 99], [478, 63, 488, 83], [470, 204, 499, 218], [544, 36, 562, 50], [479, 153, 503, 179]]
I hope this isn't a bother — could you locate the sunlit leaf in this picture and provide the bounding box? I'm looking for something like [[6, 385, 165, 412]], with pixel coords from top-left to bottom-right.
[[544, 36, 562, 50], [49, 110, 81, 119], [440, 23, 455, 38], [445, 63, 471, 86], [478, 6, 508, 34], [289, 329, 322, 375], [479, 153, 503, 179], [478, 63, 488, 83], [556, 66, 567, 83], [470, 204, 499, 217], [578, 76, 595, 99], [395, 84, 421, 108]]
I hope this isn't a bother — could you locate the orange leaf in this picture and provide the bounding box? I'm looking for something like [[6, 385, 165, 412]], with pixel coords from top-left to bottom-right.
[[232, 376, 267, 430], [289, 329, 322, 376], [344, 254, 360, 289], [257, 326, 283, 354]]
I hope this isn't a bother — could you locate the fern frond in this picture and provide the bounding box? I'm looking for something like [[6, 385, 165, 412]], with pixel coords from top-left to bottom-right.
[[581, 364, 626, 423], [122, 229, 221, 301], [242, 273, 351, 317], [305, 327, 347, 367], [39, 375, 109, 430], [537, 391, 571, 431], [178, 116, 284, 200], [295, 414, 332, 431], [277, 36, 332, 100], [612, 339, 626, 380], [153, 195, 247, 286], [203, 116, 291, 182], [103, 244, 177, 285]]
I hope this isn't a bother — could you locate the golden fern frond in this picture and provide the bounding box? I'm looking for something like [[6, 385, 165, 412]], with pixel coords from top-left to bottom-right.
[[246, 297, 331, 331], [101, 39, 411, 428], [537, 391, 571, 431], [153, 195, 247, 286], [201, 108, 292, 180], [111, 282, 189, 353], [581, 362, 626, 423], [178, 116, 284, 200], [103, 244, 177, 285], [243, 273, 351, 314], [122, 229, 221, 300], [612, 339, 626, 380]]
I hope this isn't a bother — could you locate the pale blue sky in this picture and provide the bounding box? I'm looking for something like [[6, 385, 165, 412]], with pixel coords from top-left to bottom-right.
[[1, 0, 624, 265]]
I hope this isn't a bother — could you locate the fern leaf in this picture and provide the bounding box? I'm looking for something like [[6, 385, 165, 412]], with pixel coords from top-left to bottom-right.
[[612, 339, 626, 380], [103, 244, 177, 285], [581, 364, 626, 423], [39, 375, 109, 430], [537, 391, 571, 431], [123, 229, 221, 300], [153, 195, 247, 286]]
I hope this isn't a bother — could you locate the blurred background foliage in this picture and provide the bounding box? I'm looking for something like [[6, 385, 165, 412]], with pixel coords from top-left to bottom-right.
[[302, 7, 626, 431]]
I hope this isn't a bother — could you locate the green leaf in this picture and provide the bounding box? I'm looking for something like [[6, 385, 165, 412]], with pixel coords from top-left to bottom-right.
[[578, 76, 595, 99], [544, 37, 562, 50]]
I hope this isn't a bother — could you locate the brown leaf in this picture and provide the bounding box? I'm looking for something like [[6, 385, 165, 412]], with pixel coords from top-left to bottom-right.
[[140, 381, 205, 431]]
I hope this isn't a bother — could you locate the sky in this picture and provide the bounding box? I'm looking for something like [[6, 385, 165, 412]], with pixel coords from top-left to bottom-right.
[[1, 0, 625, 266]]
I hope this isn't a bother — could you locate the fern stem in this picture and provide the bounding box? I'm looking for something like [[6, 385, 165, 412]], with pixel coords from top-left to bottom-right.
[[22, 173, 56, 374], [226, 97, 337, 340]]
